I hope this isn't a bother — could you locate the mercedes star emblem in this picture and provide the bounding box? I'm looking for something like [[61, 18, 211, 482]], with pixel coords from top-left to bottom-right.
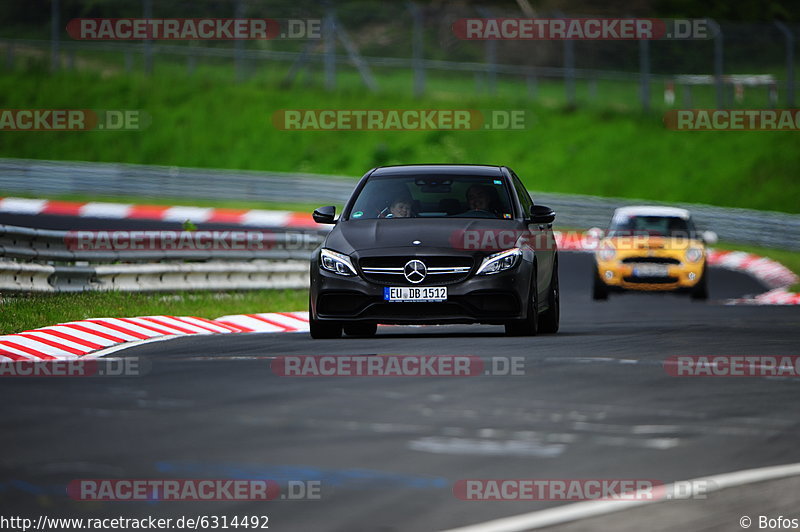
[[403, 260, 427, 284]]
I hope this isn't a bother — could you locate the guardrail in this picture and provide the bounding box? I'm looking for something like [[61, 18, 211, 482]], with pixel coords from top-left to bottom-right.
[[0, 223, 321, 292], [0, 224, 325, 263], [0, 158, 357, 206], [2, 157, 799, 250], [0, 259, 309, 293]]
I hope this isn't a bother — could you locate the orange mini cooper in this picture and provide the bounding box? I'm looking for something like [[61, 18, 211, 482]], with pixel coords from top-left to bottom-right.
[[592, 206, 717, 300]]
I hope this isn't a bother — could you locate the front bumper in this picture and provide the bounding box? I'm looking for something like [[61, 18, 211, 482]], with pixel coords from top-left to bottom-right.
[[595, 259, 705, 292], [310, 266, 532, 325]]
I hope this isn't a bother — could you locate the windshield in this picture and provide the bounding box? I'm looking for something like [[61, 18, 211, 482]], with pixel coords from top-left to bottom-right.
[[346, 174, 515, 220], [608, 215, 697, 238]]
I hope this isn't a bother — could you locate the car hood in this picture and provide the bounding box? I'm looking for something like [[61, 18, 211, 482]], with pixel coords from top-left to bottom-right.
[[324, 218, 526, 255]]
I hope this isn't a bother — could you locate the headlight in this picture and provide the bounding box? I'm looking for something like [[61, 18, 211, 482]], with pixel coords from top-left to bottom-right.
[[476, 248, 522, 275], [598, 246, 616, 261], [320, 248, 357, 276], [685, 247, 704, 263]]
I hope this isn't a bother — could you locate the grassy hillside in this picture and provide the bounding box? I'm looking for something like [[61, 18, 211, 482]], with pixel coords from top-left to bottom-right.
[[0, 68, 798, 213]]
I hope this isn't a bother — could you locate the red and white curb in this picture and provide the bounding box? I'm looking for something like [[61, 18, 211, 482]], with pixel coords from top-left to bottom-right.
[[0, 197, 317, 229], [0, 312, 310, 362], [215, 312, 310, 333]]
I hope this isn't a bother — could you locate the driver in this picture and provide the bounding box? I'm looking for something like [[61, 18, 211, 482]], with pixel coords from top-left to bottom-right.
[[466, 185, 496, 214], [383, 197, 412, 218]]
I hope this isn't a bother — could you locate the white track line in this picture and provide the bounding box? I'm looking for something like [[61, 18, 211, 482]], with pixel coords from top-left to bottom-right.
[[440, 462, 800, 532], [83, 336, 183, 358]]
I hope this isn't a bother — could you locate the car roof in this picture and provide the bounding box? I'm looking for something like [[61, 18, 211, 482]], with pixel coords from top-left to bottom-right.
[[613, 206, 691, 219], [370, 164, 505, 177]]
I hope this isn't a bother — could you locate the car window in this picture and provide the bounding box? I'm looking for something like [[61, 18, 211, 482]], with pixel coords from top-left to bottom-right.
[[511, 172, 533, 216], [347, 174, 515, 220], [609, 215, 695, 238]]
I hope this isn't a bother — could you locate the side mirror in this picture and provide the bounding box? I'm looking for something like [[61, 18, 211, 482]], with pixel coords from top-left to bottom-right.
[[702, 230, 718, 245], [530, 204, 555, 225], [313, 206, 336, 224]]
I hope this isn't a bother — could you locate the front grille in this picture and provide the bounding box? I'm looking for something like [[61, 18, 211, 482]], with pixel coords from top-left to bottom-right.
[[623, 276, 679, 284], [358, 256, 473, 286], [622, 257, 681, 265]]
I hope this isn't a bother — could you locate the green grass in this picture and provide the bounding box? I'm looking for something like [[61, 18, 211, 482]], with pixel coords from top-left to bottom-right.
[[1, 67, 799, 213], [0, 289, 308, 335], [714, 242, 800, 292]]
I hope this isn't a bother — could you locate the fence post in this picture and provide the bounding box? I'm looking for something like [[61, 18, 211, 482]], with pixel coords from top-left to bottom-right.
[[774, 21, 795, 107], [477, 8, 496, 96], [526, 71, 537, 99], [187, 42, 197, 76], [485, 39, 497, 95], [409, 2, 425, 98], [143, 0, 153, 75], [234, 0, 245, 83], [50, 0, 60, 72], [564, 39, 575, 106], [324, 7, 336, 91], [6, 41, 14, 69], [639, 37, 650, 112], [682, 84, 693, 107], [708, 19, 724, 109], [334, 16, 378, 91]]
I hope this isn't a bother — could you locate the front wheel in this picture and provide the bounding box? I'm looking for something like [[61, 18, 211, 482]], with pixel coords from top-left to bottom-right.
[[309, 294, 342, 339], [538, 262, 560, 334], [592, 269, 609, 300], [690, 269, 709, 300], [505, 272, 538, 336]]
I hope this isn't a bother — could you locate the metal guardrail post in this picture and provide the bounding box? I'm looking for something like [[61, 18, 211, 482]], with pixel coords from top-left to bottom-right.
[[234, 0, 245, 83], [707, 19, 724, 109], [143, 0, 153, 75], [323, 7, 336, 91], [409, 2, 425, 98], [50, 0, 60, 72], [775, 21, 795, 108], [639, 37, 650, 112]]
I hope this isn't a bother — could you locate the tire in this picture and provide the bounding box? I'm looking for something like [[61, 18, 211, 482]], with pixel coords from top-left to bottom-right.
[[538, 261, 560, 334], [308, 294, 342, 339], [344, 323, 378, 337], [505, 270, 539, 336], [592, 269, 609, 300], [690, 269, 709, 300]]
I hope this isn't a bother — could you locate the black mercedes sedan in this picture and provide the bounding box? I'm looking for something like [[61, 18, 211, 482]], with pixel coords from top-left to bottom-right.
[[309, 164, 559, 338]]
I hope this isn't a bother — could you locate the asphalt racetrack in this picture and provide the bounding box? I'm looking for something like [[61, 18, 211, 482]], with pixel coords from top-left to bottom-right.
[[2, 234, 799, 531]]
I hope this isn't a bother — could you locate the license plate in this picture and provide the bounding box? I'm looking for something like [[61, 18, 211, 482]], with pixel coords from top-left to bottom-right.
[[632, 264, 669, 277], [384, 286, 447, 302]]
